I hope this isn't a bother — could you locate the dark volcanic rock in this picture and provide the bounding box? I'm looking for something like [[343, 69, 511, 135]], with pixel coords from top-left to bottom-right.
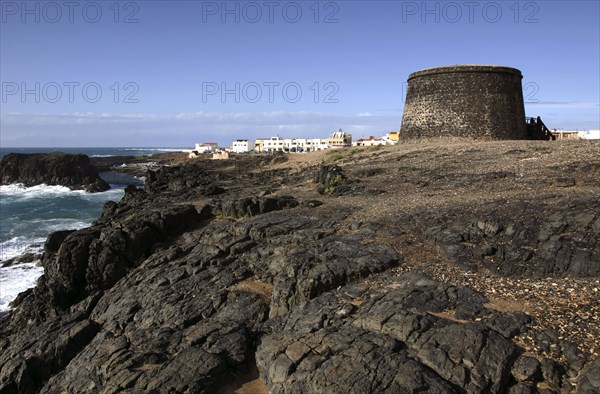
[[1, 143, 598, 393], [0, 203, 400, 393], [315, 164, 351, 196], [257, 273, 519, 393], [0, 152, 110, 192], [89, 155, 139, 172], [0, 307, 101, 393], [482, 311, 532, 339], [144, 161, 223, 196], [578, 357, 600, 393], [213, 195, 299, 218], [231, 212, 399, 318], [512, 355, 542, 382], [420, 197, 600, 277], [43, 204, 204, 308], [44, 230, 76, 254]]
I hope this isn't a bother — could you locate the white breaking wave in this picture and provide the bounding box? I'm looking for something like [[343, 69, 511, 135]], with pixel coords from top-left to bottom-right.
[[0, 183, 124, 200], [0, 262, 44, 312], [120, 148, 185, 152], [0, 237, 45, 312], [0, 183, 124, 312], [39, 219, 90, 233], [0, 183, 78, 198], [0, 236, 45, 262]]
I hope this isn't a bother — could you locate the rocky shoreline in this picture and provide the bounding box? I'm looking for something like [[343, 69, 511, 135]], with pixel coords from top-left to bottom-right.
[[0, 140, 599, 393], [89, 151, 188, 178], [0, 152, 110, 192]]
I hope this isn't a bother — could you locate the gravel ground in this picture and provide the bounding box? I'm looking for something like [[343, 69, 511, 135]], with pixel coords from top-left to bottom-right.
[[260, 138, 600, 367], [124, 138, 600, 369]]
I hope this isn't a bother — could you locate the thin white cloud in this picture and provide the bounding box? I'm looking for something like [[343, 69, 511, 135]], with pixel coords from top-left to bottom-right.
[[3, 107, 595, 148], [0, 111, 401, 147], [526, 101, 599, 109], [1, 111, 399, 125]]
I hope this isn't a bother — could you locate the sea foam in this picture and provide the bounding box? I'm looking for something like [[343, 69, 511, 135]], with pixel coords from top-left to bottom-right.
[[0, 183, 124, 312], [0, 262, 44, 312], [0, 183, 78, 198], [0, 236, 45, 262]]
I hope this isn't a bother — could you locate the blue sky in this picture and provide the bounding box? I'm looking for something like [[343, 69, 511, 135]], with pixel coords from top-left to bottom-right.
[[1, 0, 599, 147]]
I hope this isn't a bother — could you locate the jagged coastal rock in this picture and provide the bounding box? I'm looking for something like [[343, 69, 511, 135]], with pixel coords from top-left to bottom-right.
[[0, 140, 599, 393], [0, 152, 109, 192]]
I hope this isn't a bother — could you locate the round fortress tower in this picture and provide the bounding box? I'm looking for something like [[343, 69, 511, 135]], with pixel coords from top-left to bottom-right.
[[400, 65, 528, 140]]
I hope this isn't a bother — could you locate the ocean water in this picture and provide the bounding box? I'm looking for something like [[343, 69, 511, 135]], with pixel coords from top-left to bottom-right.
[[0, 147, 186, 159], [0, 147, 183, 311]]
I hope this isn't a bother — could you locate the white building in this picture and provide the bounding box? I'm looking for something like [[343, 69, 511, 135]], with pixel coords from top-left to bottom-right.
[[353, 136, 386, 147], [550, 129, 600, 141], [580, 130, 600, 140], [194, 142, 219, 153], [300, 138, 329, 152], [255, 137, 284, 153], [282, 138, 329, 152], [254, 137, 329, 153], [551, 129, 580, 140], [231, 139, 251, 153]]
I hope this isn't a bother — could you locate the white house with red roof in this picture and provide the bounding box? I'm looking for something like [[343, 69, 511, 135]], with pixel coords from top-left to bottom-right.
[[352, 136, 386, 147]]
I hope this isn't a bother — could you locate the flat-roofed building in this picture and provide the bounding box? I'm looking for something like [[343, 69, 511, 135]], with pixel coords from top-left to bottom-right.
[[232, 139, 251, 153], [580, 130, 600, 140], [254, 137, 285, 153], [551, 130, 580, 140], [253, 137, 329, 153]]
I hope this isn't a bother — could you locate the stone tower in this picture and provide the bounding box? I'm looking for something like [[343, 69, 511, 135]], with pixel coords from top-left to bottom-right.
[[400, 65, 528, 140]]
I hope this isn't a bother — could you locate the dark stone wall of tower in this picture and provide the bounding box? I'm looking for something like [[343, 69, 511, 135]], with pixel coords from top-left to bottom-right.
[[400, 65, 528, 140]]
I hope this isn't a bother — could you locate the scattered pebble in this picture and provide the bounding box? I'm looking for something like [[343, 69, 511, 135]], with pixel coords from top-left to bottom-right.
[[394, 262, 600, 362]]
